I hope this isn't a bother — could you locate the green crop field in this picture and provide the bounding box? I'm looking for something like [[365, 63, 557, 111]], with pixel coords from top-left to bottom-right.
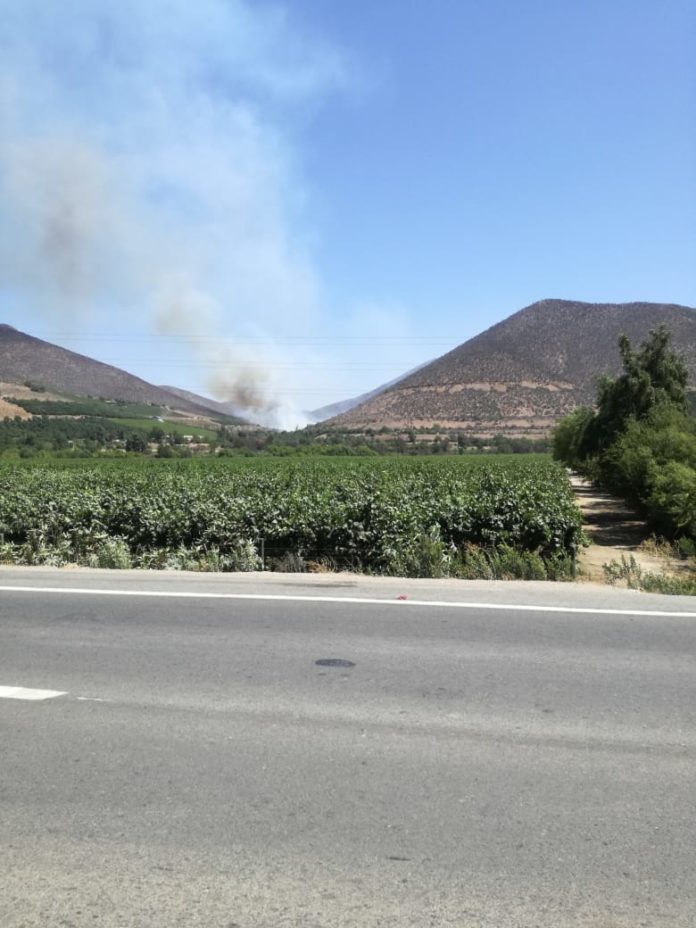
[[0, 455, 583, 578], [106, 418, 218, 440], [7, 398, 168, 418]]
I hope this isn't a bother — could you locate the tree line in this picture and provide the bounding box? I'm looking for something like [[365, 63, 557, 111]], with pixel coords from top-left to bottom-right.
[[553, 326, 695, 540]]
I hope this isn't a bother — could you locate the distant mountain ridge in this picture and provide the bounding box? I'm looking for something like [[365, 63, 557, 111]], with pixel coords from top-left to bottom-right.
[[308, 362, 430, 423], [3, 301, 694, 439], [0, 324, 242, 420], [159, 385, 251, 425], [324, 300, 696, 436]]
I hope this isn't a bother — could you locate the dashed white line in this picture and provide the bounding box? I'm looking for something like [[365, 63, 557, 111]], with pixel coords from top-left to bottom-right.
[[0, 583, 695, 617], [0, 685, 67, 701]]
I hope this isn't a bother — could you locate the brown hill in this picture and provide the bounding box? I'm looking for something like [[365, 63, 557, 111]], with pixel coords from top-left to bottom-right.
[[308, 362, 429, 423], [0, 324, 242, 420], [324, 300, 696, 437]]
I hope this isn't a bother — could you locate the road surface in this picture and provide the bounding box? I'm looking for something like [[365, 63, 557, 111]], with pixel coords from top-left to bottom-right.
[[1, 567, 695, 927]]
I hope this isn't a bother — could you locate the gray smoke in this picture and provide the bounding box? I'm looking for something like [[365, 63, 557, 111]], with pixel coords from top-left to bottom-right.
[[208, 368, 274, 414], [0, 137, 133, 312], [0, 0, 344, 427], [152, 276, 284, 421]]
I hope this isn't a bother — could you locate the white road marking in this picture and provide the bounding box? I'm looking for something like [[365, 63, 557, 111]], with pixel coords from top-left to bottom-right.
[[0, 685, 67, 701], [0, 584, 695, 618]]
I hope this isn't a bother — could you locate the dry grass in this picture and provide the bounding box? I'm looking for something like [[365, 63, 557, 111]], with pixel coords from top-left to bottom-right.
[[0, 396, 32, 419]]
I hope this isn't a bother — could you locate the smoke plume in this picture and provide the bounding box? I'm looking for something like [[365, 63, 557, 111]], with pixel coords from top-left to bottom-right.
[[0, 0, 345, 426]]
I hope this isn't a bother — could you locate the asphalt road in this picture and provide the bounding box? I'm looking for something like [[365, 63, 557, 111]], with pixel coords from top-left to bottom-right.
[[1, 568, 695, 927]]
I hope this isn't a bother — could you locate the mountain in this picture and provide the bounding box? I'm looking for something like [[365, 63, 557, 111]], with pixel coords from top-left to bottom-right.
[[0, 324, 244, 420], [323, 300, 696, 437], [308, 362, 430, 423], [159, 385, 251, 426]]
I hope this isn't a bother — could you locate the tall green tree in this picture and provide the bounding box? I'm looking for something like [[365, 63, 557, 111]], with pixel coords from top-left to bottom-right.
[[581, 325, 688, 456], [552, 326, 695, 539]]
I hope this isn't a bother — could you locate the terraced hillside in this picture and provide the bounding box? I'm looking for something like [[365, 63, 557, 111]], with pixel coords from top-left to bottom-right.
[[325, 300, 696, 437]]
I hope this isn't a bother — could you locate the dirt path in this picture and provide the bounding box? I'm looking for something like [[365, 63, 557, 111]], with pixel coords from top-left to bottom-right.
[[569, 474, 684, 581]]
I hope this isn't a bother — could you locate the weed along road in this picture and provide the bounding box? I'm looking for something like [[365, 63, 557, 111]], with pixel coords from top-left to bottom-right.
[[1, 568, 696, 927]]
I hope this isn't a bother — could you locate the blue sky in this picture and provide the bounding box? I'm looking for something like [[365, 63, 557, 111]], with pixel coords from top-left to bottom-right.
[[0, 0, 694, 425]]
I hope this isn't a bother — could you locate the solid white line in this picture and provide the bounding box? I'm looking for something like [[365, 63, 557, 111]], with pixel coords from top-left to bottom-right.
[[0, 584, 694, 618], [0, 685, 67, 701]]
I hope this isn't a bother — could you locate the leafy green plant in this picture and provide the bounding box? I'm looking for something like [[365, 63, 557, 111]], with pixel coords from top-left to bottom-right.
[[0, 456, 583, 577], [639, 572, 696, 595], [90, 538, 132, 569], [553, 328, 695, 542], [603, 554, 643, 588]]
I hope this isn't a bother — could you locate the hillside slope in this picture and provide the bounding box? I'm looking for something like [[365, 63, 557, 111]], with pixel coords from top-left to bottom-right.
[[324, 300, 696, 436], [159, 385, 252, 426], [0, 324, 238, 419], [308, 362, 429, 423]]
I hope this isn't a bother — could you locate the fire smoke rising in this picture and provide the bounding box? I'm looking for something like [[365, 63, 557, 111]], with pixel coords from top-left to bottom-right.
[[0, 0, 345, 427], [153, 276, 277, 419]]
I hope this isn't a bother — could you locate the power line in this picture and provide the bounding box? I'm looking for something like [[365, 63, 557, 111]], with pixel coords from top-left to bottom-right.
[[99, 361, 414, 369], [27, 331, 460, 344]]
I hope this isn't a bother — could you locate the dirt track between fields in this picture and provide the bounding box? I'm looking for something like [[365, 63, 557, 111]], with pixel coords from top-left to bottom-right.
[[570, 474, 690, 581]]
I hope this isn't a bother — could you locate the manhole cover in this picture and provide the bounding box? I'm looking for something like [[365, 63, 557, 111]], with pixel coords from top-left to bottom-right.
[[315, 658, 356, 668]]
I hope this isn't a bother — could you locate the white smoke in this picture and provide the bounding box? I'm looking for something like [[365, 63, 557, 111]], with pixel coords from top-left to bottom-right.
[[0, 0, 345, 426]]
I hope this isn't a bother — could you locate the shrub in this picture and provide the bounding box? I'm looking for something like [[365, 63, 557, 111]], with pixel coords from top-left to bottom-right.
[[647, 462, 696, 538]]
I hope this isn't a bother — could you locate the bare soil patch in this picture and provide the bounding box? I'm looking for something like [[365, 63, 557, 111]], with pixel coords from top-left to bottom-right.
[[0, 381, 68, 402], [0, 396, 32, 419]]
